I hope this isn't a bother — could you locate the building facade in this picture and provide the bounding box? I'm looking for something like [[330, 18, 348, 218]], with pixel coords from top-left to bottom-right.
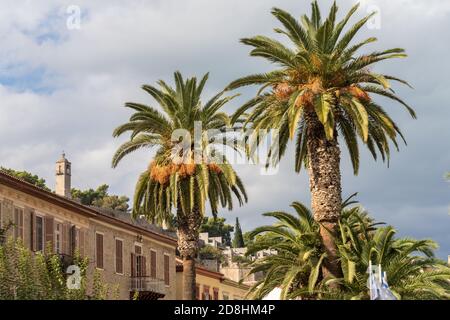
[[0, 155, 178, 300], [175, 258, 250, 300]]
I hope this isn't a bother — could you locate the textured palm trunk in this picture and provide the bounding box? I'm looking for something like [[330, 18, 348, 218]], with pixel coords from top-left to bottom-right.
[[177, 207, 202, 300], [305, 110, 343, 283]]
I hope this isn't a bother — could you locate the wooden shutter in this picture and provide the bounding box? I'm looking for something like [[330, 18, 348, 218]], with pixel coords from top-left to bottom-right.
[[164, 255, 170, 285], [141, 256, 146, 277], [19, 209, 24, 241], [13, 208, 18, 239], [70, 225, 77, 256], [203, 285, 210, 300], [131, 253, 136, 277], [30, 211, 36, 251], [213, 287, 219, 300], [80, 229, 86, 257], [96, 233, 104, 269], [115, 239, 123, 274], [13, 208, 23, 240], [150, 250, 157, 278], [44, 216, 54, 253], [61, 223, 69, 254]]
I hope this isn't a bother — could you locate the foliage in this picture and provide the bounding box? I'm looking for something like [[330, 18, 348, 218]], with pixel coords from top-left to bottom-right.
[[227, 1, 414, 174], [233, 217, 245, 248], [199, 245, 225, 264], [1, 167, 51, 191], [246, 197, 450, 300], [200, 217, 234, 246], [0, 239, 113, 300], [0, 222, 14, 246], [71, 184, 130, 212], [112, 71, 247, 222], [232, 254, 252, 265]]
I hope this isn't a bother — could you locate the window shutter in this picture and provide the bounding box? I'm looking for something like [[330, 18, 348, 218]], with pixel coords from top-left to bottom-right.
[[213, 287, 219, 300], [44, 216, 54, 253], [61, 223, 69, 254], [203, 286, 210, 300], [141, 256, 146, 277], [70, 225, 77, 256], [79, 229, 85, 257], [30, 211, 36, 251], [14, 208, 23, 240], [150, 250, 157, 278], [131, 253, 136, 277], [0, 201, 2, 227], [164, 255, 170, 285], [115, 239, 123, 274], [96, 233, 104, 269], [19, 209, 24, 241]]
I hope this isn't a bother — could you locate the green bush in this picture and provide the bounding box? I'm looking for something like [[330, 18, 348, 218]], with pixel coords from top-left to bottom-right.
[[0, 238, 114, 300]]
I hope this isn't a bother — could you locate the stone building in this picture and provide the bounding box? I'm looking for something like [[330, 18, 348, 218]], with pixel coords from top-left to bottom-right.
[[175, 258, 250, 300], [0, 154, 177, 300]]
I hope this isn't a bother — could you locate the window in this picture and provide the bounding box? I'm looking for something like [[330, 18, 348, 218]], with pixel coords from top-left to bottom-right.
[[213, 287, 219, 300], [36, 216, 44, 252], [55, 222, 62, 254], [203, 285, 210, 300], [196, 284, 200, 300], [74, 228, 86, 257], [96, 233, 104, 269], [132, 244, 146, 277], [135, 244, 142, 255], [150, 249, 157, 278], [222, 292, 229, 300], [115, 239, 123, 274], [164, 254, 170, 286], [13, 207, 24, 240]]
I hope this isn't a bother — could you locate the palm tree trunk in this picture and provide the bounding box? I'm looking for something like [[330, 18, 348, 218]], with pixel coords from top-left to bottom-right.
[[305, 110, 343, 282], [177, 207, 202, 300]]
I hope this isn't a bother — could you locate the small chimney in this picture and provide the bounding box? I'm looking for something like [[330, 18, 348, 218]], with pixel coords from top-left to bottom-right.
[[55, 152, 71, 198]]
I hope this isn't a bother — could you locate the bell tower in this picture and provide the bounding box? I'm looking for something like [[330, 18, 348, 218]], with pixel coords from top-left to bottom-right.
[[55, 152, 72, 198]]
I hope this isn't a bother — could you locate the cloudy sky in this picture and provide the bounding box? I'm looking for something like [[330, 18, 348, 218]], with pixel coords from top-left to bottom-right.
[[0, 0, 448, 258]]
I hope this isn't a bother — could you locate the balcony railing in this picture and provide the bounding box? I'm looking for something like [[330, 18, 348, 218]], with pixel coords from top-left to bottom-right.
[[130, 277, 166, 295]]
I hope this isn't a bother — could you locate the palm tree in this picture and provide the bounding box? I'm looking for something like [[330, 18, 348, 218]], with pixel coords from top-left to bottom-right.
[[112, 72, 247, 300], [246, 199, 450, 300], [227, 1, 415, 280]]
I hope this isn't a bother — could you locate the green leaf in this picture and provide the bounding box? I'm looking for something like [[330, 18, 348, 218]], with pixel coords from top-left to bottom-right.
[[371, 73, 390, 89], [314, 94, 331, 125], [308, 253, 325, 293], [351, 98, 369, 142]]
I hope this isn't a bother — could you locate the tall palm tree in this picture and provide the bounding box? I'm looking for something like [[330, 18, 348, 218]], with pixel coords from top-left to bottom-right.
[[227, 1, 415, 280], [246, 199, 450, 300], [112, 72, 247, 300]]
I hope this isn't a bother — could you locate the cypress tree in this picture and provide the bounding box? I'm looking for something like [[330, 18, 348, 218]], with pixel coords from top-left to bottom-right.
[[232, 217, 245, 248]]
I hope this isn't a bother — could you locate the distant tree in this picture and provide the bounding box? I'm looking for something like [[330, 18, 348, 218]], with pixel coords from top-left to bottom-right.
[[446, 172, 450, 180], [200, 217, 234, 246], [1, 167, 50, 191], [71, 184, 129, 212], [232, 217, 245, 248], [199, 245, 225, 264], [243, 231, 254, 247]]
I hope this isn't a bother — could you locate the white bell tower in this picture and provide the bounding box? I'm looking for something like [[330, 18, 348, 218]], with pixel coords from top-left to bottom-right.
[[55, 152, 72, 198]]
